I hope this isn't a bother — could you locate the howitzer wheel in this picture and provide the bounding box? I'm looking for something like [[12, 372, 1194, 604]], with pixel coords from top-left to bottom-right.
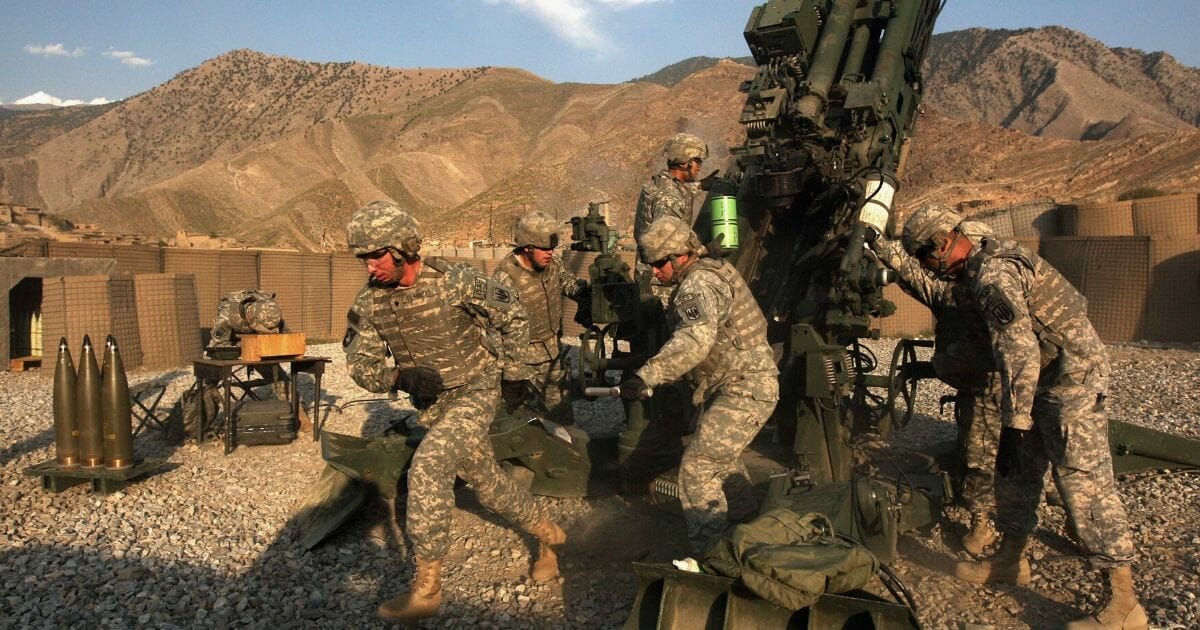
[[886, 340, 926, 430]]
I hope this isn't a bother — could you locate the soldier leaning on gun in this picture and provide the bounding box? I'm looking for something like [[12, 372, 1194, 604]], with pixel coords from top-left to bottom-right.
[[341, 200, 566, 624], [871, 220, 1003, 557], [619, 216, 778, 555], [901, 205, 1146, 630], [207, 289, 284, 347], [492, 210, 588, 425]]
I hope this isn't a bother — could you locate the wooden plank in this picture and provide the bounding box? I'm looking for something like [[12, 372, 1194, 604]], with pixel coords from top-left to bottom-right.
[[239, 333, 306, 361], [9, 356, 42, 372]]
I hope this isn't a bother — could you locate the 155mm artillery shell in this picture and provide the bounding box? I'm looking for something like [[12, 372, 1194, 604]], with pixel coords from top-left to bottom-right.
[[52, 337, 80, 469], [101, 335, 134, 470], [76, 335, 104, 468]]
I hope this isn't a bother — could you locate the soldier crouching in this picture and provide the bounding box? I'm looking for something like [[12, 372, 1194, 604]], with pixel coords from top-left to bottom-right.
[[341, 200, 566, 624], [620, 216, 779, 555]]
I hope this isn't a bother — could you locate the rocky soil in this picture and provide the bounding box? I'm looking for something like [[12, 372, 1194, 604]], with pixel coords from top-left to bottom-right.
[[1, 341, 1197, 629]]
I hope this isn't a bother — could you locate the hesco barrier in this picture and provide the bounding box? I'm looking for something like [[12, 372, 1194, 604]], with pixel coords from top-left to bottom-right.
[[1132, 194, 1199, 236], [41, 275, 143, 368], [132, 274, 201, 369], [13, 192, 1200, 370]]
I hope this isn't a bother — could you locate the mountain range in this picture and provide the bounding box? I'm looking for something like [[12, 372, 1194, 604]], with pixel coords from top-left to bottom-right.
[[1, 26, 1197, 251]]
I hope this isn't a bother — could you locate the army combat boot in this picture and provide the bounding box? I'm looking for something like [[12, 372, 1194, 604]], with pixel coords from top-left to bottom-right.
[[1065, 566, 1149, 630], [377, 556, 443, 623], [960, 511, 998, 557], [954, 535, 1031, 585], [529, 519, 567, 582]]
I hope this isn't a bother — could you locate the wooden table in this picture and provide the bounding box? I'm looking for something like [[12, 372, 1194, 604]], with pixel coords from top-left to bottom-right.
[[192, 356, 331, 453]]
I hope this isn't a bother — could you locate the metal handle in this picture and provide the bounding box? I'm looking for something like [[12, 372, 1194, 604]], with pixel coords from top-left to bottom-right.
[[583, 386, 654, 398]]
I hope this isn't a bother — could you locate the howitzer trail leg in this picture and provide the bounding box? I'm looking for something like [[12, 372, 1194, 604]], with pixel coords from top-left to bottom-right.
[[377, 556, 443, 623]]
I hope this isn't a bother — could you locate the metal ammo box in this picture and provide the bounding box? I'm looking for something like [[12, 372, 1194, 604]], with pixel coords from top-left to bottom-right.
[[234, 400, 297, 446]]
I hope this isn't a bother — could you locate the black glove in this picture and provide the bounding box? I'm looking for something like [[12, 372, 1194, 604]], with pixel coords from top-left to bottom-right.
[[619, 375, 651, 401], [702, 233, 726, 258], [501, 379, 532, 413], [396, 366, 443, 400], [698, 169, 722, 192], [572, 286, 594, 328], [995, 427, 1030, 479]]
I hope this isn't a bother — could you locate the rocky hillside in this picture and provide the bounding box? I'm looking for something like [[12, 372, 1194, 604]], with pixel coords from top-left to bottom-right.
[[0, 28, 1198, 250], [923, 26, 1200, 140]]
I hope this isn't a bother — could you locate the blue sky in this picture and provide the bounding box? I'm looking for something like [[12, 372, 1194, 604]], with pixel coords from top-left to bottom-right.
[[3, 0, 1198, 106]]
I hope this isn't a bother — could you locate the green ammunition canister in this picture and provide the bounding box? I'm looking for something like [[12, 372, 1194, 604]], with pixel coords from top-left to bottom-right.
[[708, 195, 739, 249]]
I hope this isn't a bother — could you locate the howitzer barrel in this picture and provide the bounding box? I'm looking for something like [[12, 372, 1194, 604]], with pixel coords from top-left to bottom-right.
[[52, 338, 80, 469], [76, 335, 104, 468], [796, 0, 858, 119], [101, 335, 134, 470]]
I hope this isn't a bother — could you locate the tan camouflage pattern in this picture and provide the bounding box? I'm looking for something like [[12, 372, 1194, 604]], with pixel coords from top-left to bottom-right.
[[966, 238, 1134, 567], [678, 388, 775, 554], [344, 257, 534, 394], [635, 257, 778, 552], [874, 238, 999, 514], [345, 199, 422, 256], [900, 203, 961, 255], [513, 211, 561, 249], [638, 216, 704, 266], [662, 132, 709, 165], [208, 289, 284, 347], [405, 376, 539, 559], [493, 252, 586, 422], [637, 258, 777, 402], [633, 171, 701, 250]]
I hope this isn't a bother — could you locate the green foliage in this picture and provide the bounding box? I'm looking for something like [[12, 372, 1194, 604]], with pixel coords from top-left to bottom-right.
[[1117, 187, 1166, 201]]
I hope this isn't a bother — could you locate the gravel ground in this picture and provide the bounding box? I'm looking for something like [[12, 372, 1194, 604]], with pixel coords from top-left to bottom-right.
[[1, 340, 1197, 629]]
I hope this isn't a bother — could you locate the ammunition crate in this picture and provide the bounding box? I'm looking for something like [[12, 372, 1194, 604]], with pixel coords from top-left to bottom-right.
[[239, 333, 306, 361], [234, 400, 297, 446]]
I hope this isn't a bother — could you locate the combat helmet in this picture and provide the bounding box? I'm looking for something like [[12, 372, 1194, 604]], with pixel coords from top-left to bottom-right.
[[346, 200, 422, 257], [640, 216, 703, 264], [663, 133, 709, 167], [243, 299, 283, 334], [901, 205, 963, 256], [514, 211, 560, 249]]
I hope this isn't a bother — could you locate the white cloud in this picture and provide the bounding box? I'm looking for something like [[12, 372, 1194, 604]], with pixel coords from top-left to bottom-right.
[[486, 0, 665, 54], [104, 49, 154, 67], [13, 91, 111, 107], [25, 43, 86, 58]]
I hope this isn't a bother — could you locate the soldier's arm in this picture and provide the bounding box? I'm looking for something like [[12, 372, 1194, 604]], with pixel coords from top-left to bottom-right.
[[649, 191, 689, 224], [449, 264, 536, 380], [872, 238, 950, 307], [636, 272, 729, 388], [974, 261, 1040, 431], [343, 286, 397, 394], [555, 256, 587, 298]]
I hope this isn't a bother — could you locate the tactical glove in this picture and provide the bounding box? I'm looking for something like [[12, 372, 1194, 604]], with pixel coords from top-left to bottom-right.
[[501, 379, 533, 413], [995, 427, 1030, 479], [396, 366, 444, 400], [701, 233, 726, 259], [619, 375, 651, 401], [698, 169, 722, 192]]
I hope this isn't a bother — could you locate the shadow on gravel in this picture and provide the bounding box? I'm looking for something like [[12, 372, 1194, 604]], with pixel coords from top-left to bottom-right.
[[0, 428, 54, 467]]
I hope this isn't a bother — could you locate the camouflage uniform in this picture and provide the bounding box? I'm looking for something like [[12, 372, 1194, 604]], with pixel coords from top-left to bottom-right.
[[344, 258, 540, 560], [208, 289, 284, 347], [636, 256, 779, 553], [965, 238, 1134, 568], [493, 252, 586, 424], [874, 236, 1002, 519]]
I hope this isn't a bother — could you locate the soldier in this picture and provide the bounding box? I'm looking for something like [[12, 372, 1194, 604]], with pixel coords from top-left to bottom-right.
[[871, 219, 1002, 556], [900, 206, 1145, 630], [342, 200, 566, 624], [633, 132, 709, 250], [492, 210, 588, 424], [207, 289, 284, 347], [619, 216, 778, 554]]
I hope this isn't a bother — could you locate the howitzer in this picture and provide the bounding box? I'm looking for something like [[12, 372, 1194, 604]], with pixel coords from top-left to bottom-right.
[[628, 1, 945, 627]]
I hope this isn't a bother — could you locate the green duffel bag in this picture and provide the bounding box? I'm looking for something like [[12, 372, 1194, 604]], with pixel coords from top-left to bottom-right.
[[703, 507, 879, 611]]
